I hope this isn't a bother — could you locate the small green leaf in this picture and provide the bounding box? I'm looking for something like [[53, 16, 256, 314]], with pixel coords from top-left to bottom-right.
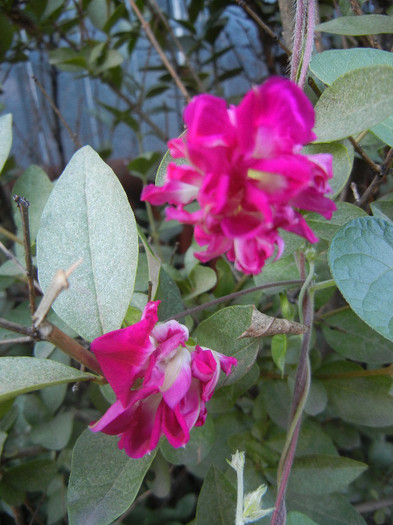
[[310, 48, 393, 86], [155, 133, 188, 186], [316, 15, 393, 35], [287, 454, 367, 495], [0, 357, 94, 403], [12, 165, 53, 244], [155, 266, 184, 320], [305, 202, 367, 242], [161, 415, 215, 466], [0, 113, 12, 175], [37, 146, 138, 341], [30, 411, 74, 450], [271, 334, 287, 375], [0, 430, 7, 458], [314, 65, 393, 142], [370, 114, 393, 147], [370, 200, 393, 223], [287, 511, 320, 525], [319, 361, 393, 427], [302, 141, 354, 198], [67, 430, 155, 525], [287, 493, 366, 525], [7, 459, 57, 492], [322, 309, 393, 363], [195, 465, 236, 525], [184, 265, 217, 300], [254, 255, 301, 295], [195, 306, 259, 385], [329, 217, 393, 342]]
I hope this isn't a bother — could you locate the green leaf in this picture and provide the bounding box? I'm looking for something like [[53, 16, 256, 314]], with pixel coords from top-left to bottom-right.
[[161, 415, 215, 466], [305, 202, 367, 242], [316, 15, 393, 35], [370, 200, 393, 223], [302, 141, 354, 198], [184, 265, 217, 300], [6, 459, 57, 492], [314, 65, 393, 142], [271, 334, 287, 375], [310, 48, 393, 86], [37, 146, 138, 341], [322, 309, 393, 363], [0, 430, 6, 458], [155, 266, 184, 320], [12, 165, 53, 244], [155, 133, 188, 186], [195, 306, 259, 385], [287, 454, 367, 495], [0, 357, 94, 403], [319, 361, 393, 427], [0, 113, 12, 175], [287, 512, 319, 525], [287, 493, 366, 525], [87, 0, 114, 30], [30, 411, 74, 450], [195, 466, 236, 525], [254, 255, 301, 295], [370, 114, 393, 147], [67, 430, 155, 525], [328, 216, 393, 342]]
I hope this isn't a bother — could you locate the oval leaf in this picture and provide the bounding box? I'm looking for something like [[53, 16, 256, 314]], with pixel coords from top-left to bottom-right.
[[0, 357, 94, 403], [37, 146, 139, 341], [314, 65, 393, 142], [316, 15, 393, 36], [195, 305, 259, 385], [67, 430, 155, 525], [329, 216, 393, 342], [310, 48, 393, 86]]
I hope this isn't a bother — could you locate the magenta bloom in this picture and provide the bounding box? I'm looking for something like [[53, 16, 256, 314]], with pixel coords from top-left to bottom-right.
[[141, 77, 336, 275], [89, 301, 237, 458]]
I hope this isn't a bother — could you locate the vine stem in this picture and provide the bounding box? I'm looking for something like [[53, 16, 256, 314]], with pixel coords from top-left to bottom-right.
[[164, 279, 304, 322], [270, 265, 315, 525]]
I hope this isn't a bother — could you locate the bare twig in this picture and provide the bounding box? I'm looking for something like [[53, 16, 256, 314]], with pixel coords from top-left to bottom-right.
[[0, 318, 34, 336], [128, 0, 191, 102], [0, 225, 23, 245], [147, 0, 205, 92], [33, 75, 82, 149], [164, 279, 304, 322], [0, 336, 33, 346], [33, 259, 83, 328], [0, 240, 41, 292], [37, 321, 104, 376], [235, 0, 291, 56], [13, 195, 36, 315]]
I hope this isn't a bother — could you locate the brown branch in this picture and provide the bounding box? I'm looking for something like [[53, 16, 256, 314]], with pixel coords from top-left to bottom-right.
[[33, 75, 82, 149], [37, 321, 104, 376], [234, 0, 291, 56], [128, 0, 191, 102], [13, 195, 36, 315]]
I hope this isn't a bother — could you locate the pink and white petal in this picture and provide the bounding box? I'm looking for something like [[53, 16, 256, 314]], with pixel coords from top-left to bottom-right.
[[141, 180, 198, 206], [165, 206, 203, 225], [151, 320, 189, 359], [90, 399, 134, 435], [91, 301, 159, 404], [161, 348, 192, 408], [119, 394, 163, 458]]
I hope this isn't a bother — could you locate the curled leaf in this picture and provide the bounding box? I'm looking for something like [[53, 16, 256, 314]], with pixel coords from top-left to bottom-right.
[[238, 306, 307, 339]]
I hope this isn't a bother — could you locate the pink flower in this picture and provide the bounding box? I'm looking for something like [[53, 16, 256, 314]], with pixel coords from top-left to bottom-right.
[[141, 77, 336, 275], [89, 301, 237, 458]]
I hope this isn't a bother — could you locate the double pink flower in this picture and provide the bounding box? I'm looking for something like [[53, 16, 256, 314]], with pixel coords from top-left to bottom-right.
[[142, 77, 336, 275], [90, 301, 237, 458]]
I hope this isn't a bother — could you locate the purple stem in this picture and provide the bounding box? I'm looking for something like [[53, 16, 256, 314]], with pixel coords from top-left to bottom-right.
[[270, 289, 314, 525], [290, 0, 316, 89]]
